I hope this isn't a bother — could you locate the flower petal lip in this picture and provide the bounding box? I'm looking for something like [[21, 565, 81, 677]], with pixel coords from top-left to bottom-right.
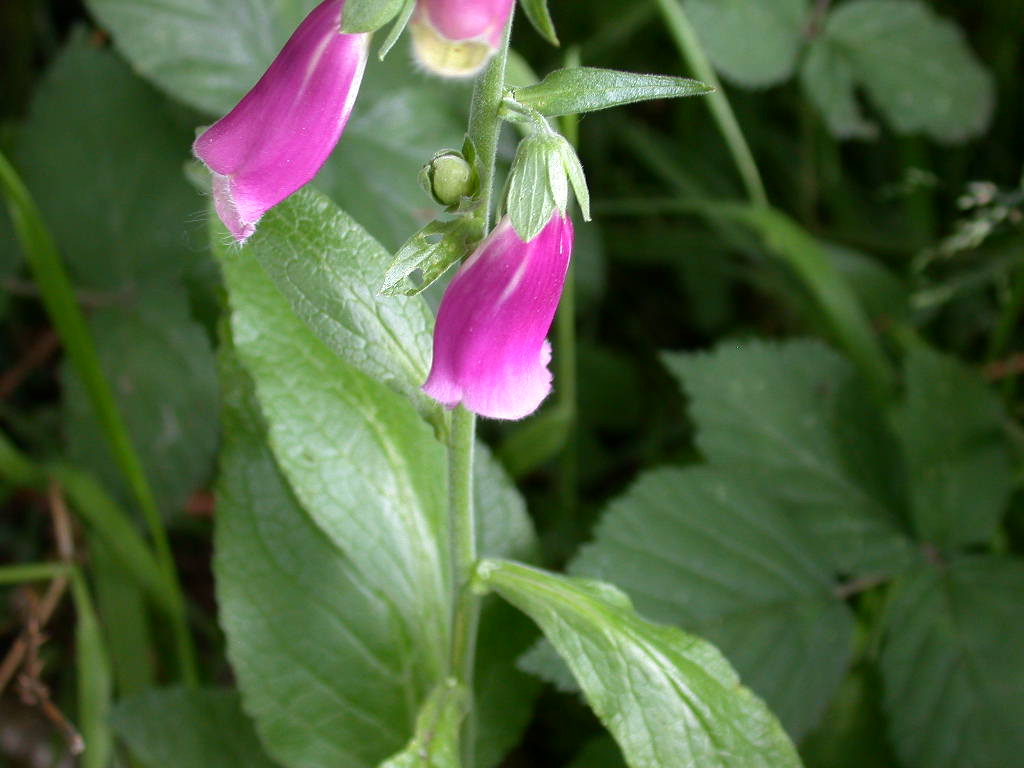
[[193, 0, 369, 242], [423, 213, 574, 420]]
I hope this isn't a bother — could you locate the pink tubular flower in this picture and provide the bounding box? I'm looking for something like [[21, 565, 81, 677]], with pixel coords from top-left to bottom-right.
[[410, 0, 516, 77], [193, 0, 369, 242], [423, 213, 574, 420]]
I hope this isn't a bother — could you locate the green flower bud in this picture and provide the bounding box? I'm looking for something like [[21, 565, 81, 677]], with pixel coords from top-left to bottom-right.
[[419, 150, 476, 208]]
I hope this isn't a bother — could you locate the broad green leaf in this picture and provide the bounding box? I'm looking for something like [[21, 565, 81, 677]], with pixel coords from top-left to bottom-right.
[[812, 0, 994, 142], [63, 289, 219, 520], [340, 0, 403, 33], [518, 0, 559, 46], [473, 444, 541, 768], [248, 188, 435, 413], [507, 133, 567, 242], [684, 0, 808, 87], [14, 32, 203, 291], [217, 230, 451, 690], [800, 38, 876, 140], [893, 343, 1012, 549], [215, 344, 432, 768], [85, 0, 312, 115], [664, 339, 913, 575], [112, 688, 277, 768], [477, 560, 803, 768], [570, 467, 855, 739], [379, 217, 477, 297], [380, 681, 466, 768], [512, 67, 711, 117], [880, 556, 1024, 768]]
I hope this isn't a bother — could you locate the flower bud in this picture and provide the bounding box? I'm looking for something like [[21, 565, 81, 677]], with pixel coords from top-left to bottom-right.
[[410, 0, 515, 78], [419, 150, 476, 207], [423, 212, 574, 420], [193, 0, 369, 242]]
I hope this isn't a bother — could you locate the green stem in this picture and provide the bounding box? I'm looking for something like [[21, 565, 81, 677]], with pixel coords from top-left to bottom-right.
[[0, 561, 69, 585], [652, 0, 768, 208], [451, 22, 514, 767], [0, 151, 197, 685]]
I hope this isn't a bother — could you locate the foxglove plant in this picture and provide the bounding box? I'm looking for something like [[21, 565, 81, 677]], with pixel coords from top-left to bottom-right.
[[193, 0, 369, 242], [410, 0, 515, 77]]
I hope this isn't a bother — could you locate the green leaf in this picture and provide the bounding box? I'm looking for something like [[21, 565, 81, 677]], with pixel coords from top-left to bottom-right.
[[567, 737, 626, 768], [70, 571, 112, 768], [512, 66, 711, 117], [379, 217, 477, 297], [683, 0, 808, 87], [892, 343, 1013, 549], [518, 0, 559, 46], [880, 556, 1024, 768], [14, 32, 203, 291], [800, 38, 877, 140], [340, 0, 403, 33], [560, 141, 591, 222], [810, 0, 995, 142], [496, 404, 572, 479], [378, 0, 416, 60], [112, 687, 277, 768], [476, 559, 803, 768], [63, 289, 219, 520], [507, 133, 568, 242], [247, 188, 436, 414], [214, 341, 434, 768], [570, 467, 855, 739], [84, 0, 310, 115], [664, 339, 913, 575], [380, 681, 466, 768], [217, 228, 451, 693]]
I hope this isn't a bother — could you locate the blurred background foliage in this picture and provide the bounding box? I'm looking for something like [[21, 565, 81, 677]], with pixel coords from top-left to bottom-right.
[[1, 0, 1022, 767]]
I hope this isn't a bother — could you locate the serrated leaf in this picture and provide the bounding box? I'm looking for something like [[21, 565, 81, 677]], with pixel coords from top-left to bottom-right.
[[247, 188, 436, 414], [380, 218, 476, 297], [880, 556, 1024, 768], [340, 0, 403, 33], [14, 33, 203, 291], [380, 681, 466, 768], [217, 229, 452, 694], [812, 0, 994, 142], [892, 343, 1012, 549], [684, 0, 808, 88], [513, 66, 711, 117], [664, 339, 913, 575], [518, 0, 559, 46], [477, 559, 803, 768], [570, 467, 855, 739], [507, 133, 565, 242], [112, 688, 277, 768], [63, 289, 219, 520], [215, 345, 427, 768]]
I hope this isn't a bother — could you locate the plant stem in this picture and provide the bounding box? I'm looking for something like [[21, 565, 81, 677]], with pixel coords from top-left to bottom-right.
[[451, 22, 514, 768], [0, 562, 69, 585], [0, 151, 197, 685], [652, 0, 768, 208]]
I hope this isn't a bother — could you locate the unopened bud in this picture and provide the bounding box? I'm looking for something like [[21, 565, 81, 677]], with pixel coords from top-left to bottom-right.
[[419, 150, 476, 207]]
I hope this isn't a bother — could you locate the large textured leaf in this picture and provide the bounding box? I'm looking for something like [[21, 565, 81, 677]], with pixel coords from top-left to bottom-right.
[[664, 339, 912, 575], [380, 681, 465, 768], [892, 343, 1012, 550], [570, 467, 855, 739], [14, 33, 203, 290], [880, 556, 1024, 768], [217, 232, 451, 688], [248, 188, 435, 412], [805, 0, 994, 142], [63, 289, 218, 520], [215, 348, 423, 768], [478, 559, 803, 768], [112, 687, 277, 768], [684, 0, 808, 88]]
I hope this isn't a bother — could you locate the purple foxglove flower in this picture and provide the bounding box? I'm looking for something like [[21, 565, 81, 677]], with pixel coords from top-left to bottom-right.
[[423, 212, 573, 420], [411, 0, 515, 77], [193, 0, 369, 242]]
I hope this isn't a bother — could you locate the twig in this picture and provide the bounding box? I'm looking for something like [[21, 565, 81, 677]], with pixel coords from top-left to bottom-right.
[[983, 353, 1024, 381], [834, 572, 889, 600]]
